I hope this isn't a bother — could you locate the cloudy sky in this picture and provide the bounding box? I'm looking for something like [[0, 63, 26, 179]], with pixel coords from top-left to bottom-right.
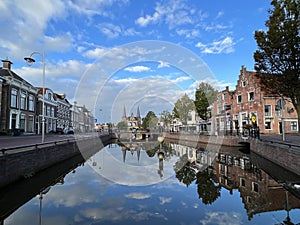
[[0, 0, 270, 122]]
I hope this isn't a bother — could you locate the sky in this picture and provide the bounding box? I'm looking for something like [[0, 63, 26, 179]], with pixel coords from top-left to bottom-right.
[[0, 0, 271, 123]]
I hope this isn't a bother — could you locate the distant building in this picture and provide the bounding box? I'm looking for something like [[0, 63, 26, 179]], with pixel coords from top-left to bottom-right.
[[54, 93, 71, 131], [121, 106, 141, 130], [70, 102, 94, 132]]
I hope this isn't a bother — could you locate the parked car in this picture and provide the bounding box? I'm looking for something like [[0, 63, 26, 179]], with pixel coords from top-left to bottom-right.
[[55, 128, 64, 134], [64, 127, 74, 134]]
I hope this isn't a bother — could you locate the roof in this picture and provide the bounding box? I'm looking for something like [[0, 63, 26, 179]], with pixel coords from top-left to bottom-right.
[[0, 67, 35, 88]]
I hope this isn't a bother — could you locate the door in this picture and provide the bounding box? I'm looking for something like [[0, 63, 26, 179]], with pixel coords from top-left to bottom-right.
[[279, 122, 282, 134]]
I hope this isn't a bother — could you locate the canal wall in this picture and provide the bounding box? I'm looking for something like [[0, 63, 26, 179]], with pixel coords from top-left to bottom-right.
[[0, 134, 112, 189], [164, 133, 300, 176], [248, 138, 300, 176]]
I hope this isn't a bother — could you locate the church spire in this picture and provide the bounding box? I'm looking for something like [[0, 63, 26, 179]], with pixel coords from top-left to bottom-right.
[[137, 106, 141, 119], [122, 105, 127, 119]]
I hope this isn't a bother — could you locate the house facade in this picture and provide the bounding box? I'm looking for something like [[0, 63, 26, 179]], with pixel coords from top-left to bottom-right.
[[0, 59, 37, 134], [36, 88, 57, 134], [0, 58, 95, 135], [211, 66, 298, 135], [54, 93, 71, 131]]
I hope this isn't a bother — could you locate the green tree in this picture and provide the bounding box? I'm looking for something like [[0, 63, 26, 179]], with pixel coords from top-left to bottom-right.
[[142, 111, 158, 130], [117, 121, 127, 130], [160, 110, 172, 129], [194, 82, 217, 121], [173, 94, 195, 125], [254, 0, 300, 132]]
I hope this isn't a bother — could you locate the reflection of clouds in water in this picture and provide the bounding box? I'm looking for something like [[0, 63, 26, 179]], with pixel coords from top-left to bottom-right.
[[159, 196, 172, 205], [199, 211, 243, 225], [89, 146, 179, 186], [79, 207, 167, 223], [125, 192, 152, 200], [45, 185, 100, 207]]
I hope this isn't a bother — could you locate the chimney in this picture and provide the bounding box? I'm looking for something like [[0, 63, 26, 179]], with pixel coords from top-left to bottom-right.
[[1, 59, 13, 70]]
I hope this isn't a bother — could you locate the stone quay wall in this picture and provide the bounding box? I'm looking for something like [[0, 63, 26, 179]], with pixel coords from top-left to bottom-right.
[[248, 138, 300, 176], [164, 133, 300, 176], [0, 134, 112, 188]]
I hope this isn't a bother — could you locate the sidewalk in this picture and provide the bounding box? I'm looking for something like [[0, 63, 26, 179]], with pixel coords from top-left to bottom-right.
[[260, 134, 300, 146]]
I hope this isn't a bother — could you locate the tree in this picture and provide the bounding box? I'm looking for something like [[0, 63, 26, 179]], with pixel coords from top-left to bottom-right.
[[173, 94, 195, 125], [194, 82, 217, 121], [254, 0, 300, 132], [196, 169, 221, 205], [160, 110, 172, 129], [117, 121, 127, 130], [142, 111, 158, 130]]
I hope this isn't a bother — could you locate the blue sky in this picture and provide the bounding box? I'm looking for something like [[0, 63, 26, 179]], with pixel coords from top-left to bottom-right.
[[0, 0, 270, 122]]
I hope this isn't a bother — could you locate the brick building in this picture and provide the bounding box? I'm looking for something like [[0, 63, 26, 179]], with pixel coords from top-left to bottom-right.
[[0, 59, 37, 134], [211, 66, 298, 135]]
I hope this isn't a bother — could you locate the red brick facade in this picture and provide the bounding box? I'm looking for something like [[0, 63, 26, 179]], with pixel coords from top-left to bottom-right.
[[211, 66, 298, 135]]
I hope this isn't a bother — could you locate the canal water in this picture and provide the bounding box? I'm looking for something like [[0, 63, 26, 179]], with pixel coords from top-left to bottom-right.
[[2, 141, 300, 225]]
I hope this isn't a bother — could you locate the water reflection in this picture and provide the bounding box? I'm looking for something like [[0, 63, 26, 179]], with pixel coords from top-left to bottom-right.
[[1, 140, 300, 225]]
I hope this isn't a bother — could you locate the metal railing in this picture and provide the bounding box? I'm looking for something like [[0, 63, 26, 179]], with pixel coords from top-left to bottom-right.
[[0, 138, 76, 155]]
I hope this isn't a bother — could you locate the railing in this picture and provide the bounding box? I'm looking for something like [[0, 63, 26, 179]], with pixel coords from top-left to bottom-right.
[[0, 138, 76, 155], [260, 138, 300, 150]]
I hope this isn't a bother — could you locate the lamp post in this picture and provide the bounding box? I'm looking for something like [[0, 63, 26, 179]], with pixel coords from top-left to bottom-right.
[[24, 52, 45, 143]]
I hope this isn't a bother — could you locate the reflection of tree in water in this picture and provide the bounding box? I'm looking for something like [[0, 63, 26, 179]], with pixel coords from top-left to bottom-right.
[[174, 154, 196, 187], [196, 169, 221, 205]]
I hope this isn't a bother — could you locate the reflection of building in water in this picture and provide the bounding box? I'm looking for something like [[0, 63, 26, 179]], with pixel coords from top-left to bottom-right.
[[121, 143, 142, 163], [215, 152, 300, 220], [169, 143, 218, 170], [121, 106, 141, 130]]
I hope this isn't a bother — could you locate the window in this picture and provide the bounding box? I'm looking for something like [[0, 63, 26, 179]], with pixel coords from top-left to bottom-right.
[[291, 122, 298, 131], [20, 114, 26, 130], [11, 89, 18, 108], [48, 93, 52, 100], [265, 121, 271, 130], [51, 107, 55, 117], [252, 182, 259, 192], [265, 105, 271, 117], [237, 95, 242, 103], [223, 93, 228, 100], [29, 95, 35, 111], [242, 81, 247, 87], [20, 91, 27, 110], [275, 105, 281, 116], [217, 95, 222, 101], [249, 92, 254, 101], [217, 104, 222, 114], [240, 178, 246, 187], [28, 116, 34, 132]]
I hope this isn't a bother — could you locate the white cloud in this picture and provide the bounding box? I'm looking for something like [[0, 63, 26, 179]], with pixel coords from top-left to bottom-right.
[[195, 37, 235, 54], [125, 192, 151, 200], [135, 0, 196, 29], [124, 65, 151, 72], [157, 61, 170, 68], [83, 47, 108, 58], [176, 29, 201, 39], [97, 23, 140, 39], [136, 12, 161, 27]]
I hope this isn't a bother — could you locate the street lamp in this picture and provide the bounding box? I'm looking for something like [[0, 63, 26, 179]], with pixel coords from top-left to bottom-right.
[[24, 52, 45, 143]]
